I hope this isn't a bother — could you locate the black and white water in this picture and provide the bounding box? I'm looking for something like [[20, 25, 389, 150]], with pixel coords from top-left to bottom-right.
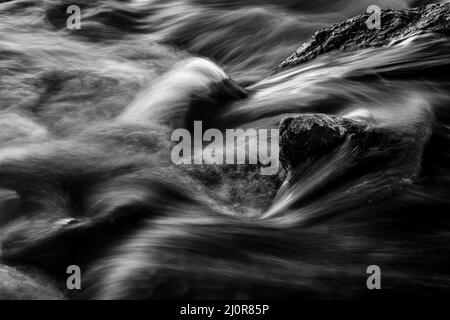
[[0, 0, 449, 299]]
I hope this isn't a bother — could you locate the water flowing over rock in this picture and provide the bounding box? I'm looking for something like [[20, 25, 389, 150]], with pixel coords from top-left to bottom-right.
[[278, 112, 432, 182], [0, 265, 64, 300], [1, 0, 449, 300], [280, 3, 450, 68]]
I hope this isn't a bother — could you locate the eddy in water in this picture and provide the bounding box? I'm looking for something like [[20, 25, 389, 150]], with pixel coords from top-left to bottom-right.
[[0, 0, 449, 300]]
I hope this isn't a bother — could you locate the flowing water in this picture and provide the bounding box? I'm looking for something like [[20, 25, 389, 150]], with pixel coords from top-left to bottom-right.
[[0, 0, 449, 299]]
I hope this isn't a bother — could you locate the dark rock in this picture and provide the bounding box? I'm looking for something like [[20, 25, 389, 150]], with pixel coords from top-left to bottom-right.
[[280, 3, 450, 68], [278, 113, 432, 184], [279, 114, 366, 170]]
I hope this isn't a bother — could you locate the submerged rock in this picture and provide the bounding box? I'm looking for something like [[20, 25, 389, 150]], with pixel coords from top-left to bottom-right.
[[280, 3, 450, 68], [0, 265, 64, 300]]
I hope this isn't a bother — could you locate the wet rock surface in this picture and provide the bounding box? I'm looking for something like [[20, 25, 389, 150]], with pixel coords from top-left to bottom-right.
[[280, 3, 450, 68], [278, 113, 432, 183], [279, 114, 366, 170]]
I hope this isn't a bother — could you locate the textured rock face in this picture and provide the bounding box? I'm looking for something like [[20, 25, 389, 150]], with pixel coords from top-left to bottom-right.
[[279, 114, 365, 170], [280, 3, 450, 68], [278, 113, 432, 183]]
